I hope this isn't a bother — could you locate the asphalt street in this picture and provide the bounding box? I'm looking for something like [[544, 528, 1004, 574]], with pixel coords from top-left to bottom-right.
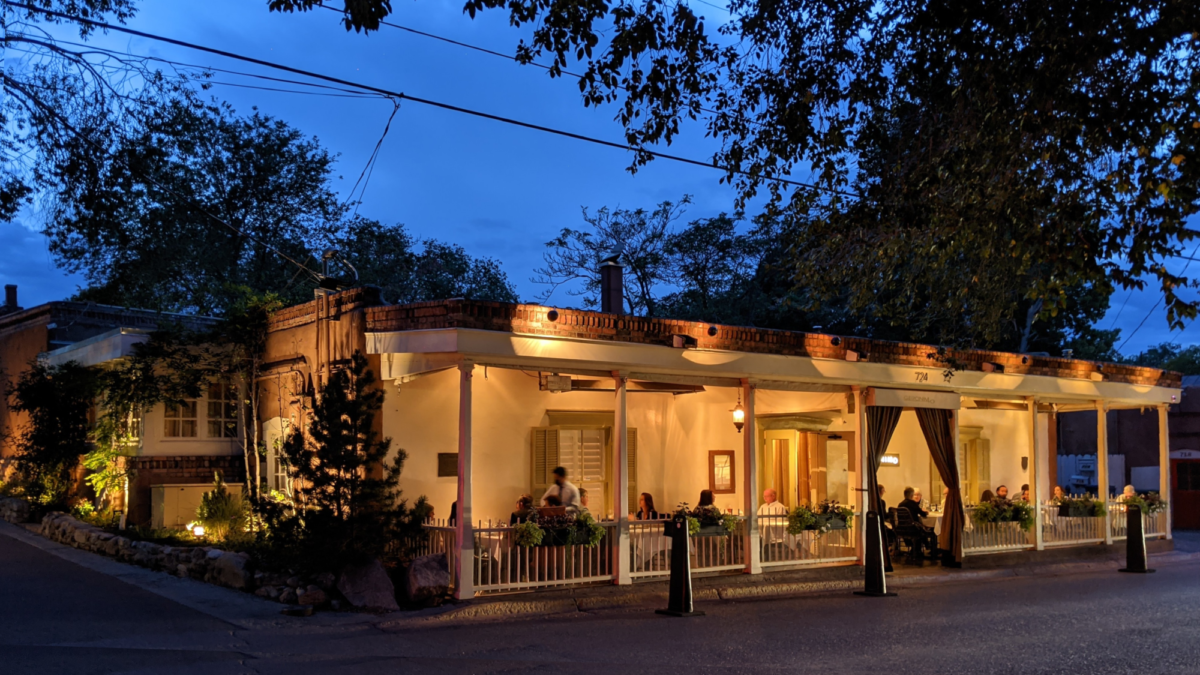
[[2, 523, 1199, 675]]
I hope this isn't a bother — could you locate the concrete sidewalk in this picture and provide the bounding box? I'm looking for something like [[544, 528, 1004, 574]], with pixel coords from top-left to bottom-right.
[[7, 518, 1194, 632], [384, 540, 1198, 628]]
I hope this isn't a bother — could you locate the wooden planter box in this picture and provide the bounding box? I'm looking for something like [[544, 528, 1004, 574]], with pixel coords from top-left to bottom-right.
[[814, 515, 849, 531], [694, 524, 730, 537], [1057, 504, 1100, 518]]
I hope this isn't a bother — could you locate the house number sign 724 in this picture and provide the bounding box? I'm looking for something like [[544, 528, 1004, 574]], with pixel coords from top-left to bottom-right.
[[914, 372, 929, 383]]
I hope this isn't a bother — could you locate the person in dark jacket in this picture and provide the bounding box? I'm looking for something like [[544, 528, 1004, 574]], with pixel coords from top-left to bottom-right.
[[899, 486, 938, 560], [510, 494, 535, 525]]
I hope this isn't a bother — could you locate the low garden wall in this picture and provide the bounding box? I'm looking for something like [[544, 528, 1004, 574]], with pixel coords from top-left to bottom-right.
[[0, 498, 413, 612]]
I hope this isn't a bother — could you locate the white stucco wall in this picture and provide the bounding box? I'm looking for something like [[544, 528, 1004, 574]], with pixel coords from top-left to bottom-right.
[[959, 407, 1033, 498], [382, 368, 861, 522], [140, 402, 240, 458]]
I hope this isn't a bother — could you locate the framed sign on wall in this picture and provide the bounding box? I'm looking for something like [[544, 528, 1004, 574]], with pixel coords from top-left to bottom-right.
[[709, 450, 736, 494]]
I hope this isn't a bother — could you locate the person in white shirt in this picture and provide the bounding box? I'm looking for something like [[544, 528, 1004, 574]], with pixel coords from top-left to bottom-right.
[[540, 466, 582, 512], [757, 488, 789, 546], [757, 488, 788, 516]]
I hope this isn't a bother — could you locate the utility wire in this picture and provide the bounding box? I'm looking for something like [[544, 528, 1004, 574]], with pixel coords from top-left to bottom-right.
[[13, 3, 855, 198], [2, 75, 325, 284], [1115, 239, 1200, 353], [314, 3, 752, 131]]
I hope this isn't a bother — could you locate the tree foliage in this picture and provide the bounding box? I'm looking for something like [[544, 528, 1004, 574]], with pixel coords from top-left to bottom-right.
[[268, 351, 427, 571], [6, 7, 519, 314], [293, 0, 1200, 348], [336, 218, 518, 305], [6, 361, 102, 507], [1126, 343, 1200, 375]]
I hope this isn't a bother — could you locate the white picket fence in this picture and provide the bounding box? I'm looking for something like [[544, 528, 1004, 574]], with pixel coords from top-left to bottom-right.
[[471, 519, 617, 593], [629, 516, 747, 579], [1108, 501, 1169, 541], [758, 515, 859, 568], [1041, 505, 1106, 547], [962, 508, 1034, 554]]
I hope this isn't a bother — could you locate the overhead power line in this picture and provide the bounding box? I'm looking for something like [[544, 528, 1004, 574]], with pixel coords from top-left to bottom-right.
[[1, 75, 325, 284], [12, 2, 855, 198]]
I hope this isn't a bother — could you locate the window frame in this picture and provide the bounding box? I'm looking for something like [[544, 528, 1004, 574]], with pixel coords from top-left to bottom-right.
[[708, 450, 736, 494]]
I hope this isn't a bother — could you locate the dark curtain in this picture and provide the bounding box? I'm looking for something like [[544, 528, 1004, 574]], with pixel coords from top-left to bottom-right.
[[866, 406, 903, 518], [917, 407, 964, 563]]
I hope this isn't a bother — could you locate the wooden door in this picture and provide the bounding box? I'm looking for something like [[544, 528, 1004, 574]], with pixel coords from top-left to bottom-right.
[[1172, 459, 1200, 530]]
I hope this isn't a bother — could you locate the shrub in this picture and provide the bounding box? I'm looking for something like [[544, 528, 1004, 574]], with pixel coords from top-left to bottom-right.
[[196, 472, 246, 542]]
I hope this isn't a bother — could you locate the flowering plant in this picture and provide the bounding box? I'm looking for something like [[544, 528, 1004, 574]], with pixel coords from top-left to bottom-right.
[[972, 499, 1035, 531]]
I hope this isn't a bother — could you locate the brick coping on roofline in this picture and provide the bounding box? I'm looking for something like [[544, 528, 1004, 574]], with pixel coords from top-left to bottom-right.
[[267, 288, 1180, 389]]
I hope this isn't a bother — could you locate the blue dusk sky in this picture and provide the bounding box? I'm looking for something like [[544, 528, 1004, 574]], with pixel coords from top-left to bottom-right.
[[1, 0, 1194, 355]]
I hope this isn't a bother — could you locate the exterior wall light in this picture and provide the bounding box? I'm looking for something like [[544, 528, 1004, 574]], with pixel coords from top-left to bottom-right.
[[732, 391, 745, 433]]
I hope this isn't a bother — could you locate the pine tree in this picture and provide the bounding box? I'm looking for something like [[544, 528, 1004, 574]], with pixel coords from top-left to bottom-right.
[[275, 351, 425, 570]]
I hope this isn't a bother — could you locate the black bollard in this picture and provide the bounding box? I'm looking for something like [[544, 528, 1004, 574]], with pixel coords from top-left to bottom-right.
[[855, 511, 897, 597], [1118, 504, 1156, 574], [656, 517, 705, 617]]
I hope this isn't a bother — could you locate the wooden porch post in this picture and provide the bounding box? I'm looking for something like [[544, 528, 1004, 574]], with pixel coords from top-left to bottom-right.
[[743, 379, 761, 574], [854, 386, 868, 564], [454, 363, 475, 599], [1029, 397, 1044, 551], [1097, 400, 1112, 545], [1159, 404, 1172, 540], [612, 371, 631, 584]]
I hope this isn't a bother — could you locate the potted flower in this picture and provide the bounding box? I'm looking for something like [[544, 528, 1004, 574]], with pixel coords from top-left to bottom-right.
[[515, 512, 607, 548], [787, 501, 854, 535], [1056, 495, 1104, 518], [972, 499, 1035, 531], [814, 500, 854, 531], [665, 503, 738, 537]]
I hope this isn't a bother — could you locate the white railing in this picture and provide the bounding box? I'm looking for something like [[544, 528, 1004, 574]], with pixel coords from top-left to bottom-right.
[[1108, 501, 1169, 541], [472, 519, 616, 594], [1041, 504, 1105, 547], [629, 516, 747, 578], [418, 520, 458, 589], [962, 507, 1034, 554], [759, 514, 859, 568]]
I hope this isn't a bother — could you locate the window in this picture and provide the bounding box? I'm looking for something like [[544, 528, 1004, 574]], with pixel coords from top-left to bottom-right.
[[1178, 462, 1200, 492], [709, 450, 735, 494], [531, 426, 637, 518], [438, 453, 458, 477], [164, 400, 198, 438], [207, 382, 239, 438], [118, 408, 142, 444]]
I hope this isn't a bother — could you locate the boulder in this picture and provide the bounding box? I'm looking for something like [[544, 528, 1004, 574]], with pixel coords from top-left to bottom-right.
[[210, 552, 252, 590], [297, 585, 327, 606], [404, 553, 450, 604], [104, 538, 121, 556], [0, 497, 32, 523], [279, 587, 298, 604], [337, 559, 399, 611], [313, 572, 336, 590]]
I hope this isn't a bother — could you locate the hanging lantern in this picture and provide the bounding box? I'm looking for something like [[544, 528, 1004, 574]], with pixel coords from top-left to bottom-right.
[[732, 391, 745, 433]]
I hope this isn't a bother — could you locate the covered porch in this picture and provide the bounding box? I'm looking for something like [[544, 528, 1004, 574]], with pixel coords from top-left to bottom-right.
[[365, 303, 1179, 598]]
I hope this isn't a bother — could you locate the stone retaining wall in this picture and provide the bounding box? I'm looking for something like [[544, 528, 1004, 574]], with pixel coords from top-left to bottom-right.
[[35, 511, 338, 608]]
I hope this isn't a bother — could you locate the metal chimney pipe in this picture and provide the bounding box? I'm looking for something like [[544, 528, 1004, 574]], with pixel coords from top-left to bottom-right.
[[4, 285, 15, 309], [599, 260, 624, 314]]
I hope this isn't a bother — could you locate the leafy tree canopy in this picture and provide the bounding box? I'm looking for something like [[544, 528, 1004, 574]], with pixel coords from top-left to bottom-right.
[[5, 5, 519, 314], [1125, 343, 1200, 375], [288, 0, 1200, 348]]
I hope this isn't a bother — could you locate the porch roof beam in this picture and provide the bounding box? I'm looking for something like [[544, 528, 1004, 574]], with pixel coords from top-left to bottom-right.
[[365, 328, 1178, 406]]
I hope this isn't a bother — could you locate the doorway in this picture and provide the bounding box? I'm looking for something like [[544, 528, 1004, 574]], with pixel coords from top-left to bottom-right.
[[1172, 457, 1200, 530], [760, 429, 857, 508]]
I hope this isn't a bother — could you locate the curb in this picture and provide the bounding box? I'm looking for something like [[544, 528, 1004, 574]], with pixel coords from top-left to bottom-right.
[[379, 549, 1200, 627]]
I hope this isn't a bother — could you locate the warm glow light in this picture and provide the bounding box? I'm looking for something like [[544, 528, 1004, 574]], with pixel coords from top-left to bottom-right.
[[732, 403, 745, 433], [190, 523, 206, 538]]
